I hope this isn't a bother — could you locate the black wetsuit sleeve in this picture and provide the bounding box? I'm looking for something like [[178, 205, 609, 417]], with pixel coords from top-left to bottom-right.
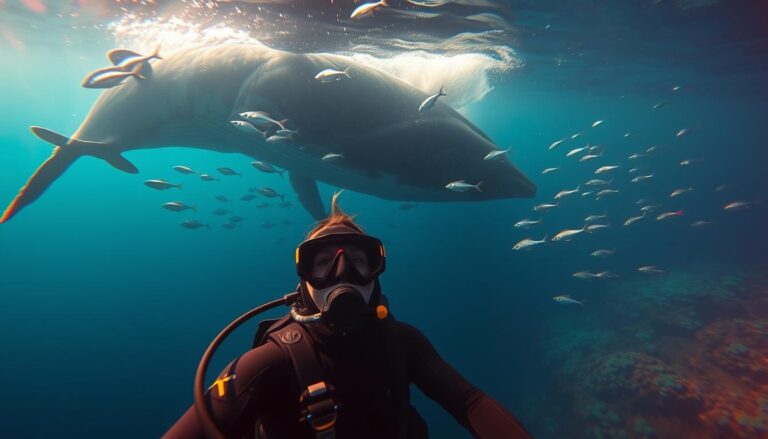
[[162, 340, 288, 439], [399, 322, 533, 439]]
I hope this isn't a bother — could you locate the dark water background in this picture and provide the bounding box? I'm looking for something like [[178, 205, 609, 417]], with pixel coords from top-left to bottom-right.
[[1, 1, 767, 438]]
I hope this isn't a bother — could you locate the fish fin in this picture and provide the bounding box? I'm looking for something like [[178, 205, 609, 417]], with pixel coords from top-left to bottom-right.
[[343, 67, 352, 78], [543, 234, 549, 242], [130, 63, 146, 80], [95, 151, 139, 174], [475, 181, 484, 192], [278, 170, 285, 178], [677, 210, 684, 215], [289, 172, 326, 220], [191, 205, 197, 212], [438, 85, 446, 96], [177, 184, 184, 190], [107, 48, 142, 65], [151, 44, 163, 60]]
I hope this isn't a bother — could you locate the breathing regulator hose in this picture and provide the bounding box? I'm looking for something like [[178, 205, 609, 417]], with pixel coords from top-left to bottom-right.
[[194, 291, 301, 439]]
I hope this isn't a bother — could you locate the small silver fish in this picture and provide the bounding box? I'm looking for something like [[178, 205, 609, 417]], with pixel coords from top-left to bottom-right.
[[638, 266, 664, 274], [553, 295, 583, 306], [552, 225, 588, 242], [81, 63, 144, 89], [267, 135, 291, 144], [215, 195, 229, 202], [350, 0, 388, 19], [566, 146, 587, 157], [241, 194, 257, 201], [676, 128, 689, 137], [251, 161, 285, 177], [322, 153, 345, 161], [548, 139, 565, 150], [257, 187, 285, 201], [585, 179, 612, 187], [640, 205, 661, 212], [591, 249, 615, 257], [514, 218, 541, 228], [585, 214, 608, 223], [418, 86, 446, 112], [315, 67, 351, 82], [628, 153, 647, 160], [623, 214, 645, 226], [533, 203, 558, 212], [646, 145, 660, 153], [484, 148, 510, 161], [217, 167, 241, 177], [230, 120, 262, 134], [212, 208, 231, 216], [554, 186, 580, 200], [579, 154, 602, 162], [581, 191, 594, 197], [144, 179, 182, 190], [571, 132, 582, 139], [632, 174, 654, 183], [595, 165, 619, 174], [629, 167, 641, 174], [173, 165, 196, 175], [586, 223, 610, 232], [724, 201, 755, 211], [592, 120, 604, 128], [445, 180, 483, 192], [239, 111, 286, 130], [276, 129, 300, 140], [680, 158, 702, 166], [181, 220, 209, 230], [162, 201, 196, 212], [542, 167, 560, 174], [691, 220, 713, 227], [670, 187, 693, 198], [572, 271, 600, 279], [513, 235, 548, 250], [656, 210, 684, 221], [200, 174, 219, 182], [596, 189, 619, 198]]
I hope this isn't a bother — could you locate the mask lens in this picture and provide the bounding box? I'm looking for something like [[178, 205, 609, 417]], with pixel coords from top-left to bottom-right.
[[298, 234, 385, 288]]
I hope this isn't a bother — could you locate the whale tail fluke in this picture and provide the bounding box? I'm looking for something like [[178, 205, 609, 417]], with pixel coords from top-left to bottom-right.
[[0, 126, 137, 224]]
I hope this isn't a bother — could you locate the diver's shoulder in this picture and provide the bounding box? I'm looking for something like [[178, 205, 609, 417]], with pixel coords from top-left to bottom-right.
[[238, 339, 292, 371], [391, 320, 431, 344]]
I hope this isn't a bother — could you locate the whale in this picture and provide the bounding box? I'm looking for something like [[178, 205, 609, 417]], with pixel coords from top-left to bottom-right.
[[0, 44, 536, 223]]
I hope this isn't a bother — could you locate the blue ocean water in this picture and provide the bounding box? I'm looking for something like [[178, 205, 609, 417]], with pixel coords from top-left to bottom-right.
[[1, 1, 767, 438]]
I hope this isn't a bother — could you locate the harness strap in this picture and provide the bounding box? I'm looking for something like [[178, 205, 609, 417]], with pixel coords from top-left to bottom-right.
[[269, 323, 339, 439]]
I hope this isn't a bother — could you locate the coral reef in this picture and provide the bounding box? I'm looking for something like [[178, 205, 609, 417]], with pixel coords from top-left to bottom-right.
[[537, 264, 768, 439]]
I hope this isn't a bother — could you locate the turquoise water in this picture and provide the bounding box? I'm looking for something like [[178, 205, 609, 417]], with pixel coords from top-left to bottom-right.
[[1, 1, 767, 438]]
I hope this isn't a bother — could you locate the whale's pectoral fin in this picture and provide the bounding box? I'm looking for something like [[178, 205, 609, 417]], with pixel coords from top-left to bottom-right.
[[98, 151, 139, 174], [289, 172, 326, 220]]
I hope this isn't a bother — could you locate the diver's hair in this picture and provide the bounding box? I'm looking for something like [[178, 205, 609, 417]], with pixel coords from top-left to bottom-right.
[[307, 191, 365, 239]]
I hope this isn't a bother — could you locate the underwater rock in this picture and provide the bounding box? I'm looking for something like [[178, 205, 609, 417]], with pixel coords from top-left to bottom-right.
[[586, 352, 705, 417]]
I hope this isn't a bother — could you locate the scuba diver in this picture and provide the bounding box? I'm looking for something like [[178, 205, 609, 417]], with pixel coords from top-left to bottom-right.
[[164, 193, 532, 439]]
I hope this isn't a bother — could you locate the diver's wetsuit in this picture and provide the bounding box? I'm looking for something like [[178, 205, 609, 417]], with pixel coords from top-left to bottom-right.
[[164, 317, 532, 439]]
